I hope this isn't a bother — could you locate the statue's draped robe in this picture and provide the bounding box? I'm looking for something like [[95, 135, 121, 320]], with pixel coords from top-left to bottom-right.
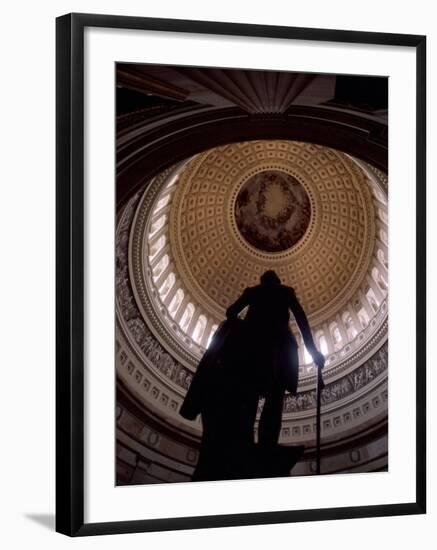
[[225, 283, 317, 398]]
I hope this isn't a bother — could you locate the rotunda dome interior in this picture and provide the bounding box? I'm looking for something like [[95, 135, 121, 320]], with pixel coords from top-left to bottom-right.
[[115, 65, 388, 485]]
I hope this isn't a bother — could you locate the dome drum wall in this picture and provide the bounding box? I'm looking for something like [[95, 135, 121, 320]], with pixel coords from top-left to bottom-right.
[[117, 405, 388, 484], [116, 318, 388, 446], [116, 376, 388, 483]]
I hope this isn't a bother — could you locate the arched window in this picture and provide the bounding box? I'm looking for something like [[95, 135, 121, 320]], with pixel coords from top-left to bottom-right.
[[169, 288, 184, 317], [159, 272, 175, 300], [372, 267, 388, 291], [180, 303, 195, 332], [358, 307, 369, 328], [192, 315, 207, 344], [373, 186, 387, 204], [152, 254, 169, 281], [378, 208, 388, 225], [315, 330, 328, 355], [207, 324, 219, 348], [303, 346, 313, 364], [149, 235, 166, 258], [342, 311, 357, 339], [378, 272, 388, 291], [329, 322, 342, 351], [154, 193, 170, 212], [149, 215, 166, 236], [380, 228, 388, 246], [372, 267, 380, 285], [366, 288, 379, 311], [165, 174, 178, 190], [319, 335, 328, 355], [377, 248, 388, 269]]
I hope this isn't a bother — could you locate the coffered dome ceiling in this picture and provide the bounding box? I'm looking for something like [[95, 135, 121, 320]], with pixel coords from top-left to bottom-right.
[[167, 140, 376, 324]]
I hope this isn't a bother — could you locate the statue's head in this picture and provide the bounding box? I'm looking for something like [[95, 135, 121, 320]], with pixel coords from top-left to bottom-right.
[[260, 270, 281, 285]]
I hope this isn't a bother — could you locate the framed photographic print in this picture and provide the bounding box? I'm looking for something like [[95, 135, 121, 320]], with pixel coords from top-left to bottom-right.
[[56, 12, 426, 536]]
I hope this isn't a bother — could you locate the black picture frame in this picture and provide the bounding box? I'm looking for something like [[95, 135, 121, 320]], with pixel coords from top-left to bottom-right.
[[56, 12, 426, 537]]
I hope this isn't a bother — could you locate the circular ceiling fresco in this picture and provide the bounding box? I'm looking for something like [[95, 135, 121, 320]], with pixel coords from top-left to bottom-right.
[[234, 169, 311, 252]]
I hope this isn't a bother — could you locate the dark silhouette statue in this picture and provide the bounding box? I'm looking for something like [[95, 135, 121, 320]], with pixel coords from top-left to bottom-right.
[[180, 270, 325, 481]]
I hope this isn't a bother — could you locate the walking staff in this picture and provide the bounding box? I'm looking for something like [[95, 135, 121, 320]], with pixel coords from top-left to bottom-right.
[[316, 362, 325, 475]]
